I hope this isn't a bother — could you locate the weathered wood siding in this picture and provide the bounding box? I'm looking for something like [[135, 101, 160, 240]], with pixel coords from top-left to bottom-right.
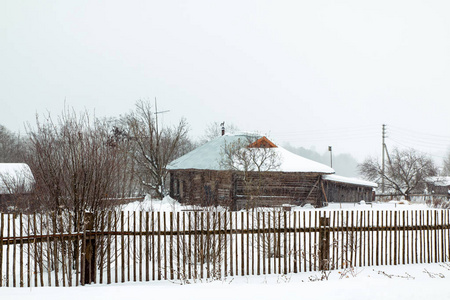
[[169, 170, 324, 210], [323, 179, 374, 203], [169, 170, 234, 207]]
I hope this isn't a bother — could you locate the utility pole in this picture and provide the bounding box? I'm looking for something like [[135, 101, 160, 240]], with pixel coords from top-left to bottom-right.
[[154, 97, 170, 196], [328, 146, 333, 168], [381, 124, 386, 193]]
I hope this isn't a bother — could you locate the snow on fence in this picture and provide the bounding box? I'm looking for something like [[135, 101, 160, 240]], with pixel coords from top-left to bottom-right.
[[1, 209, 449, 287]]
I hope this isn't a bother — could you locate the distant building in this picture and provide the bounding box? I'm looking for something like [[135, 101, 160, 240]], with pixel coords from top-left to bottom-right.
[[424, 176, 450, 198], [167, 133, 376, 209], [0, 163, 34, 212]]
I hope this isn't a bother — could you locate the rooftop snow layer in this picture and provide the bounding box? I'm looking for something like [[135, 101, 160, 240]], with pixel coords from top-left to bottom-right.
[[168, 134, 335, 174], [425, 176, 450, 186], [323, 174, 378, 188]]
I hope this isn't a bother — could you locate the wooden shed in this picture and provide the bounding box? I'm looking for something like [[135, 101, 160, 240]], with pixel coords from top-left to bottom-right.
[[167, 134, 335, 210], [322, 174, 377, 203]]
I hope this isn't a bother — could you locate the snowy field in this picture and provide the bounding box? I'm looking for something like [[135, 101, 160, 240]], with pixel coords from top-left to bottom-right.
[[2, 263, 449, 300]]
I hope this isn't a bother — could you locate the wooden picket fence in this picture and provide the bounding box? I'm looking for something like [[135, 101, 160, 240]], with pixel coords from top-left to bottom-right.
[[1, 209, 449, 287]]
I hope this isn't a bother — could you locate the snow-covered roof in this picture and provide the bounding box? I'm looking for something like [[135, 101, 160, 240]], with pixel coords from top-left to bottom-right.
[[323, 174, 378, 188], [168, 133, 335, 174], [424, 176, 450, 187], [0, 163, 34, 194]]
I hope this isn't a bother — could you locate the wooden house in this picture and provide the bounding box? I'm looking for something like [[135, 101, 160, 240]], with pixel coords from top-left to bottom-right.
[[168, 133, 377, 209], [167, 133, 336, 209], [0, 163, 35, 212]]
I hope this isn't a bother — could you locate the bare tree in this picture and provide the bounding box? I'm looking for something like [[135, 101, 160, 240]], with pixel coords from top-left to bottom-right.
[[124, 100, 193, 199], [359, 147, 437, 199], [0, 124, 26, 163], [199, 121, 239, 144], [442, 150, 450, 175], [26, 109, 124, 219]]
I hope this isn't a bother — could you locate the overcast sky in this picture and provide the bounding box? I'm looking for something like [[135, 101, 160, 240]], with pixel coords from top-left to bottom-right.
[[1, 1, 450, 162]]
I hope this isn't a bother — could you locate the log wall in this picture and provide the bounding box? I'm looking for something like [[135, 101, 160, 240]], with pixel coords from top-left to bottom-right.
[[169, 170, 323, 210]]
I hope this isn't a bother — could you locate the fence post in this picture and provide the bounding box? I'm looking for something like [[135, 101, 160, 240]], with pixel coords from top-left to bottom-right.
[[83, 212, 96, 284], [319, 215, 330, 271]]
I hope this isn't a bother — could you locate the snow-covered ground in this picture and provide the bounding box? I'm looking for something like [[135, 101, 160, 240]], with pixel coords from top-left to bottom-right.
[[120, 195, 432, 213], [2, 263, 449, 300]]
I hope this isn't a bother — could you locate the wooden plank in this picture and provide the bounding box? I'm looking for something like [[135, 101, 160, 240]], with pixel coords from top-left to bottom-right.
[[121, 211, 125, 283], [0, 214, 3, 287], [349, 210, 354, 267], [362, 211, 365, 267], [98, 212, 104, 285], [12, 214, 16, 287], [414, 210, 418, 264], [206, 212, 210, 279], [313, 211, 317, 272], [164, 212, 167, 280], [368, 211, 372, 266], [371, 210, 375, 266], [419, 211, 425, 263], [283, 211, 287, 275], [304, 211, 308, 272], [177, 212, 180, 280], [434, 210, 438, 263], [389, 211, 392, 266], [250, 210, 253, 276], [358, 210, 362, 267], [67, 214, 73, 287], [59, 214, 66, 286], [107, 211, 111, 284], [145, 212, 149, 282], [267, 211, 271, 274], [293, 212, 297, 273], [43, 216, 48, 287], [376, 211, 379, 266], [157, 211, 161, 281], [53, 213, 59, 286], [427, 210, 431, 263], [257, 211, 261, 275], [235, 212, 238, 276], [200, 212, 204, 279], [33, 214, 38, 287], [46, 215, 51, 286], [224, 212, 228, 277], [114, 211, 118, 283], [241, 211, 244, 276], [19, 213, 24, 287], [262, 212, 266, 275], [6, 214, 10, 287], [139, 211, 142, 281], [188, 212, 192, 279], [133, 212, 136, 282], [402, 211, 409, 264], [151, 211, 155, 281], [182, 212, 187, 280], [193, 212, 197, 279], [441, 210, 445, 262], [170, 212, 174, 280], [383, 211, 387, 266], [216, 212, 221, 279], [127, 211, 130, 282]]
